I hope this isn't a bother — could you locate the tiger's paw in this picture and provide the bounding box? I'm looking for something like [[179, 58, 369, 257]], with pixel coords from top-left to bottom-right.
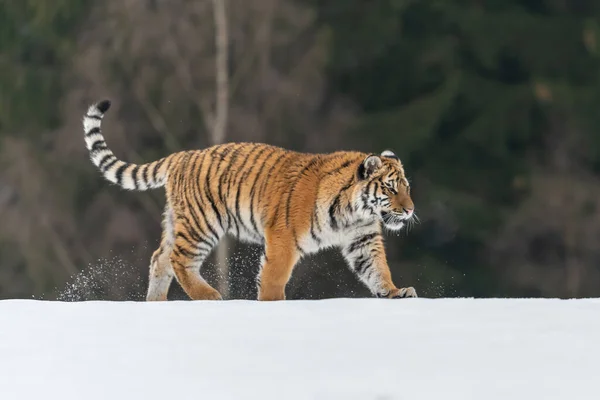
[[378, 287, 417, 298]]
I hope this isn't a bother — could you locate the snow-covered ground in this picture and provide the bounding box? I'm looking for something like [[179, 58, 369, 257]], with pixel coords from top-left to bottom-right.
[[0, 298, 598, 400]]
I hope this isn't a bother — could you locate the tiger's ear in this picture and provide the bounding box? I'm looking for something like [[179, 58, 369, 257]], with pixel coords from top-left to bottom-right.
[[358, 155, 382, 179], [381, 149, 399, 161]]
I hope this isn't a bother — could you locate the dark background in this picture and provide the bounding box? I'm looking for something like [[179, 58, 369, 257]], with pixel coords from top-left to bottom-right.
[[1, 0, 599, 301]]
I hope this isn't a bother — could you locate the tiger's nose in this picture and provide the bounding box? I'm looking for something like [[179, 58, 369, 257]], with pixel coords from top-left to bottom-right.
[[403, 208, 413, 216]]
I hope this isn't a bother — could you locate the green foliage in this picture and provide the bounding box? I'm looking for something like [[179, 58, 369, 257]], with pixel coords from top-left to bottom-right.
[[317, 0, 600, 296], [0, 0, 89, 134]]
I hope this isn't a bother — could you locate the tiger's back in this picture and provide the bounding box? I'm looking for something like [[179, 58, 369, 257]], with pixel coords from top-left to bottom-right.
[[83, 100, 418, 301]]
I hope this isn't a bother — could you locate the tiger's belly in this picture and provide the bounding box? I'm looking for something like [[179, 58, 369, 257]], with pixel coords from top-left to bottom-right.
[[227, 224, 264, 245]]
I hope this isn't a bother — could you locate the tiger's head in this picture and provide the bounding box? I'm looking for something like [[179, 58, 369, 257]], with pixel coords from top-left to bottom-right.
[[356, 150, 415, 231]]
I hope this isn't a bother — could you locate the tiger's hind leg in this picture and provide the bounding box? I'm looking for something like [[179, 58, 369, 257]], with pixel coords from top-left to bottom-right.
[[170, 219, 223, 300], [146, 205, 176, 301], [146, 244, 175, 301]]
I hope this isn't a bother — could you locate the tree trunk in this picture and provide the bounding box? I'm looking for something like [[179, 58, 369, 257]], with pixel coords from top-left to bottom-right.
[[211, 0, 230, 298]]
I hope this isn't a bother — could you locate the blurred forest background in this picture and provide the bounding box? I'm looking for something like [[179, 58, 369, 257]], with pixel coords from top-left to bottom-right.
[[1, 0, 600, 301]]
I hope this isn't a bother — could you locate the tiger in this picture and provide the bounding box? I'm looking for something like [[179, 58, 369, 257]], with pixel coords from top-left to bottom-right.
[[82, 99, 418, 301]]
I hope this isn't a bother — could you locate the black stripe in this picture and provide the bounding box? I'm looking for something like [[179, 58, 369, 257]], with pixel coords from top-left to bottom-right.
[[165, 154, 175, 176], [85, 114, 102, 120], [176, 231, 212, 254], [216, 144, 243, 200], [255, 151, 294, 226], [257, 151, 295, 200], [130, 165, 139, 190], [310, 185, 323, 241], [362, 181, 376, 209], [86, 127, 100, 136], [172, 246, 184, 259], [328, 177, 355, 230], [234, 145, 265, 233], [183, 153, 220, 243], [310, 221, 321, 244], [101, 158, 119, 173], [179, 216, 204, 244], [186, 152, 220, 241], [347, 233, 379, 254], [188, 191, 219, 245], [90, 140, 107, 152], [323, 158, 358, 176], [368, 181, 378, 201], [142, 164, 150, 188], [286, 156, 319, 226], [114, 163, 128, 185], [239, 146, 270, 198], [312, 157, 355, 236], [364, 265, 375, 282], [152, 158, 166, 184], [328, 198, 340, 230], [175, 243, 203, 259], [287, 157, 320, 250], [233, 146, 264, 215], [218, 144, 244, 203], [248, 147, 278, 233], [203, 147, 226, 232], [213, 143, 237, 205], [176, 231, 198, 248], [295, 240, 305, 256], [98, 154, 115, 170], [223, 143, 248, 236], [188, 151, 220, 241], [225, 144, 249, 194], [220, 144, 248, 235], [183, 212, 216, 247], [354, 255, 372, 275], [261, 248, 269, 263], [268, 154, 300, 227], [172, 154, 188, 196]]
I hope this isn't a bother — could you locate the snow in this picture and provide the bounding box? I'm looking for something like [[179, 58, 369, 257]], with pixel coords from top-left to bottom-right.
[[0, 298, 598, 400]]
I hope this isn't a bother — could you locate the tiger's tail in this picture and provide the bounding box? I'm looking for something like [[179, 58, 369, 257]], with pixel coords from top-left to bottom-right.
[[82, 100, 170, 191]]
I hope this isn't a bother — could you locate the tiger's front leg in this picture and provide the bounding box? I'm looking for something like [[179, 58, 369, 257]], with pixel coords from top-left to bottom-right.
[[342, 231, 417, 298]]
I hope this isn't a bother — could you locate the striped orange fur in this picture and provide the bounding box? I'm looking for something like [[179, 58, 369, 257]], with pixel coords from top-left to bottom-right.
[[82, 100, 418, 301]]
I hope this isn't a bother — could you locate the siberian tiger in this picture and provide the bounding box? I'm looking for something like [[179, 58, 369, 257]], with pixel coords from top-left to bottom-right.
[[82, 99, 418, 301]]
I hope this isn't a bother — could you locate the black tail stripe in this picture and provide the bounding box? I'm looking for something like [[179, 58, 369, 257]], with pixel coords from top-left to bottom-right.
[[90, 140, 107, 152], [141, 164, 150, 187], [101, 158, 119, 173], [114, 164, 128, 185], [130, 165, 139, 190], [86, 127, 100, 136], [98, 154, 115, 170], [152, 158, 166, 185]]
